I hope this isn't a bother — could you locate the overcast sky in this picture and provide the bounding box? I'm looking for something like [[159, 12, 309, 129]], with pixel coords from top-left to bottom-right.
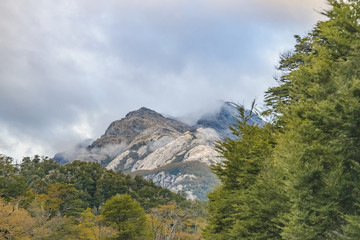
[[0, 0, 328, 160]]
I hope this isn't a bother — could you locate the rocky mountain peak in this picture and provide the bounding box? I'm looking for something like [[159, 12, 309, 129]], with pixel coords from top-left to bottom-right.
[[125, 107, 162, 119], [89, 107, 192, 149]]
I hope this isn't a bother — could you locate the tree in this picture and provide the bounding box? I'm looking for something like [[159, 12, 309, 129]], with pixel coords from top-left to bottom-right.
[[0, 198, 35, 239], [203, 104, 285, 239], [265, 0, 360, 238], [0, 155, 28, 201], [61, 160, 105, 209], [95, 170, 129, 207], [101, 194, 148, 240], [20, 156, 61, 194], [76, 208, 116, 240], [149, 203, 183, 240], [202, 186, 237, 239], [33, 183, 85, 219]]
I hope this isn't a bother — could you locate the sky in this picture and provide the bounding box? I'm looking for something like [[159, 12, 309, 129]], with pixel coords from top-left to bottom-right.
[[0, 0, 328, 160]]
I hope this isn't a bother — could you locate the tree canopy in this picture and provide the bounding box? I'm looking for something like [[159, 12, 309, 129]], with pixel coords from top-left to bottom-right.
[[0, 155, 206, 239], [102, 194, 148, 240], [205, 0, 360, 239]]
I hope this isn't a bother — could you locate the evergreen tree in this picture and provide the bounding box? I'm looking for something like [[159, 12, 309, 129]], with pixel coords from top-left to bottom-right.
[[203, 104, 284, 239], [205, 1, 360, 239], [266, 0, 360, 238]]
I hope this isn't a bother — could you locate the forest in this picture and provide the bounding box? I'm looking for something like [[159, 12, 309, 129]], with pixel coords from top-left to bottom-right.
[[2, 0, 360, 239], [0, 155, 207, 239]]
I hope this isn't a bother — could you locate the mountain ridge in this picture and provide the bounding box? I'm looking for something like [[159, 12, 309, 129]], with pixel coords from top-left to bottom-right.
[[54, 102, 262, 199]]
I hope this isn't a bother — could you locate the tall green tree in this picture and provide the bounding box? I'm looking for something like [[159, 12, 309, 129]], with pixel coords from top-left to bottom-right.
[[203, 104, 284, 239], [266, 0, 360, 238], [101, 194, 148, 240], [205, 1, 360, 239]]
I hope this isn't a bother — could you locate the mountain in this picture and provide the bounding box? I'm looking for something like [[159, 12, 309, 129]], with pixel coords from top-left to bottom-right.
[[54, 102, 263, 200], [196, 101, 264, 138], [90, 107, 193, 149]]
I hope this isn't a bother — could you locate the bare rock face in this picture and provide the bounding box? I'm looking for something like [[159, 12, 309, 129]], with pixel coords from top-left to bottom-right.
[[89, 107, 192, 149], [107, 127, 222, 173], [131, 161, 220, 200], [54, 103, 262, 200]]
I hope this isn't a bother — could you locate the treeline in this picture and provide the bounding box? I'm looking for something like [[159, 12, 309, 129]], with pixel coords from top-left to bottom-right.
[[0, 155, 206, 239], [204, 1, 360, 239]]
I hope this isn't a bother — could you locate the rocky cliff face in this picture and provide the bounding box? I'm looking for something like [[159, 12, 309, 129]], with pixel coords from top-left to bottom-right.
[[90, 107, 192, 149], [106, 127, 221, 172], [54, 102, 262, 200], [131, 161, 219, 200]]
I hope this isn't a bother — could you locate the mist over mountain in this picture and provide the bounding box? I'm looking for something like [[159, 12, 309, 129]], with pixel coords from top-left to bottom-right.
[[54, 102, 263, 199], [196, 101, 263, 138]]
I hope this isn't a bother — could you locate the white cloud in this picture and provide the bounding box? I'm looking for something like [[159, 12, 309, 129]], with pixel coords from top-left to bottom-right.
[[0, 0, 329, 158], [0, 123, 47, 161]]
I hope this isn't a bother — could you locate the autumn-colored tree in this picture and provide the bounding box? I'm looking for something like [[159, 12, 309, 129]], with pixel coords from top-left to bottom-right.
[[0, 198, 35, 239], [77, 208, 117, 240], [149, 203, 184, 240]]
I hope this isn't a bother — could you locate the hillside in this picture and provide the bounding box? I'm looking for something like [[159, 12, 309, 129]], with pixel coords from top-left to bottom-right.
[[0, 155, 207, 239]]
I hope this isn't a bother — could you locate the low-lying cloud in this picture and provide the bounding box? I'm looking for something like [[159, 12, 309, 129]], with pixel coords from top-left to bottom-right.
[[0, 0, 328, 160]]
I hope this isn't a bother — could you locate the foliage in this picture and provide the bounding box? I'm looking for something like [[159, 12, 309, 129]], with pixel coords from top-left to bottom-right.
[[60, 160, 105, 208], [203, 103, 284, 239], [0, 154, 205, 239], [211, 102, 274, 190], [15, 156, 187, 213], [102, 194, 148, 240], [0, 155, 28, 201], [266, 0, 360, 238], [20, 155, 60, 194], [0, 198, 35, 239], [148, 203, 183, 239], [147, 202, 206, 240], [206, 1, 360, 239], [37, 183, 85, 218]]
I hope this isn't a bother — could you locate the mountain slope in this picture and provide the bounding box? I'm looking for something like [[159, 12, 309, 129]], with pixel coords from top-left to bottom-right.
[[131, 161, 219, 200], [90, 107, 192, 149], [54, 102, 262, 200]]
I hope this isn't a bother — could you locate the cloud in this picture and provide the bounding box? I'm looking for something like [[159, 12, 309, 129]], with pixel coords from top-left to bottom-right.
[[0, 0, 328, 159]]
